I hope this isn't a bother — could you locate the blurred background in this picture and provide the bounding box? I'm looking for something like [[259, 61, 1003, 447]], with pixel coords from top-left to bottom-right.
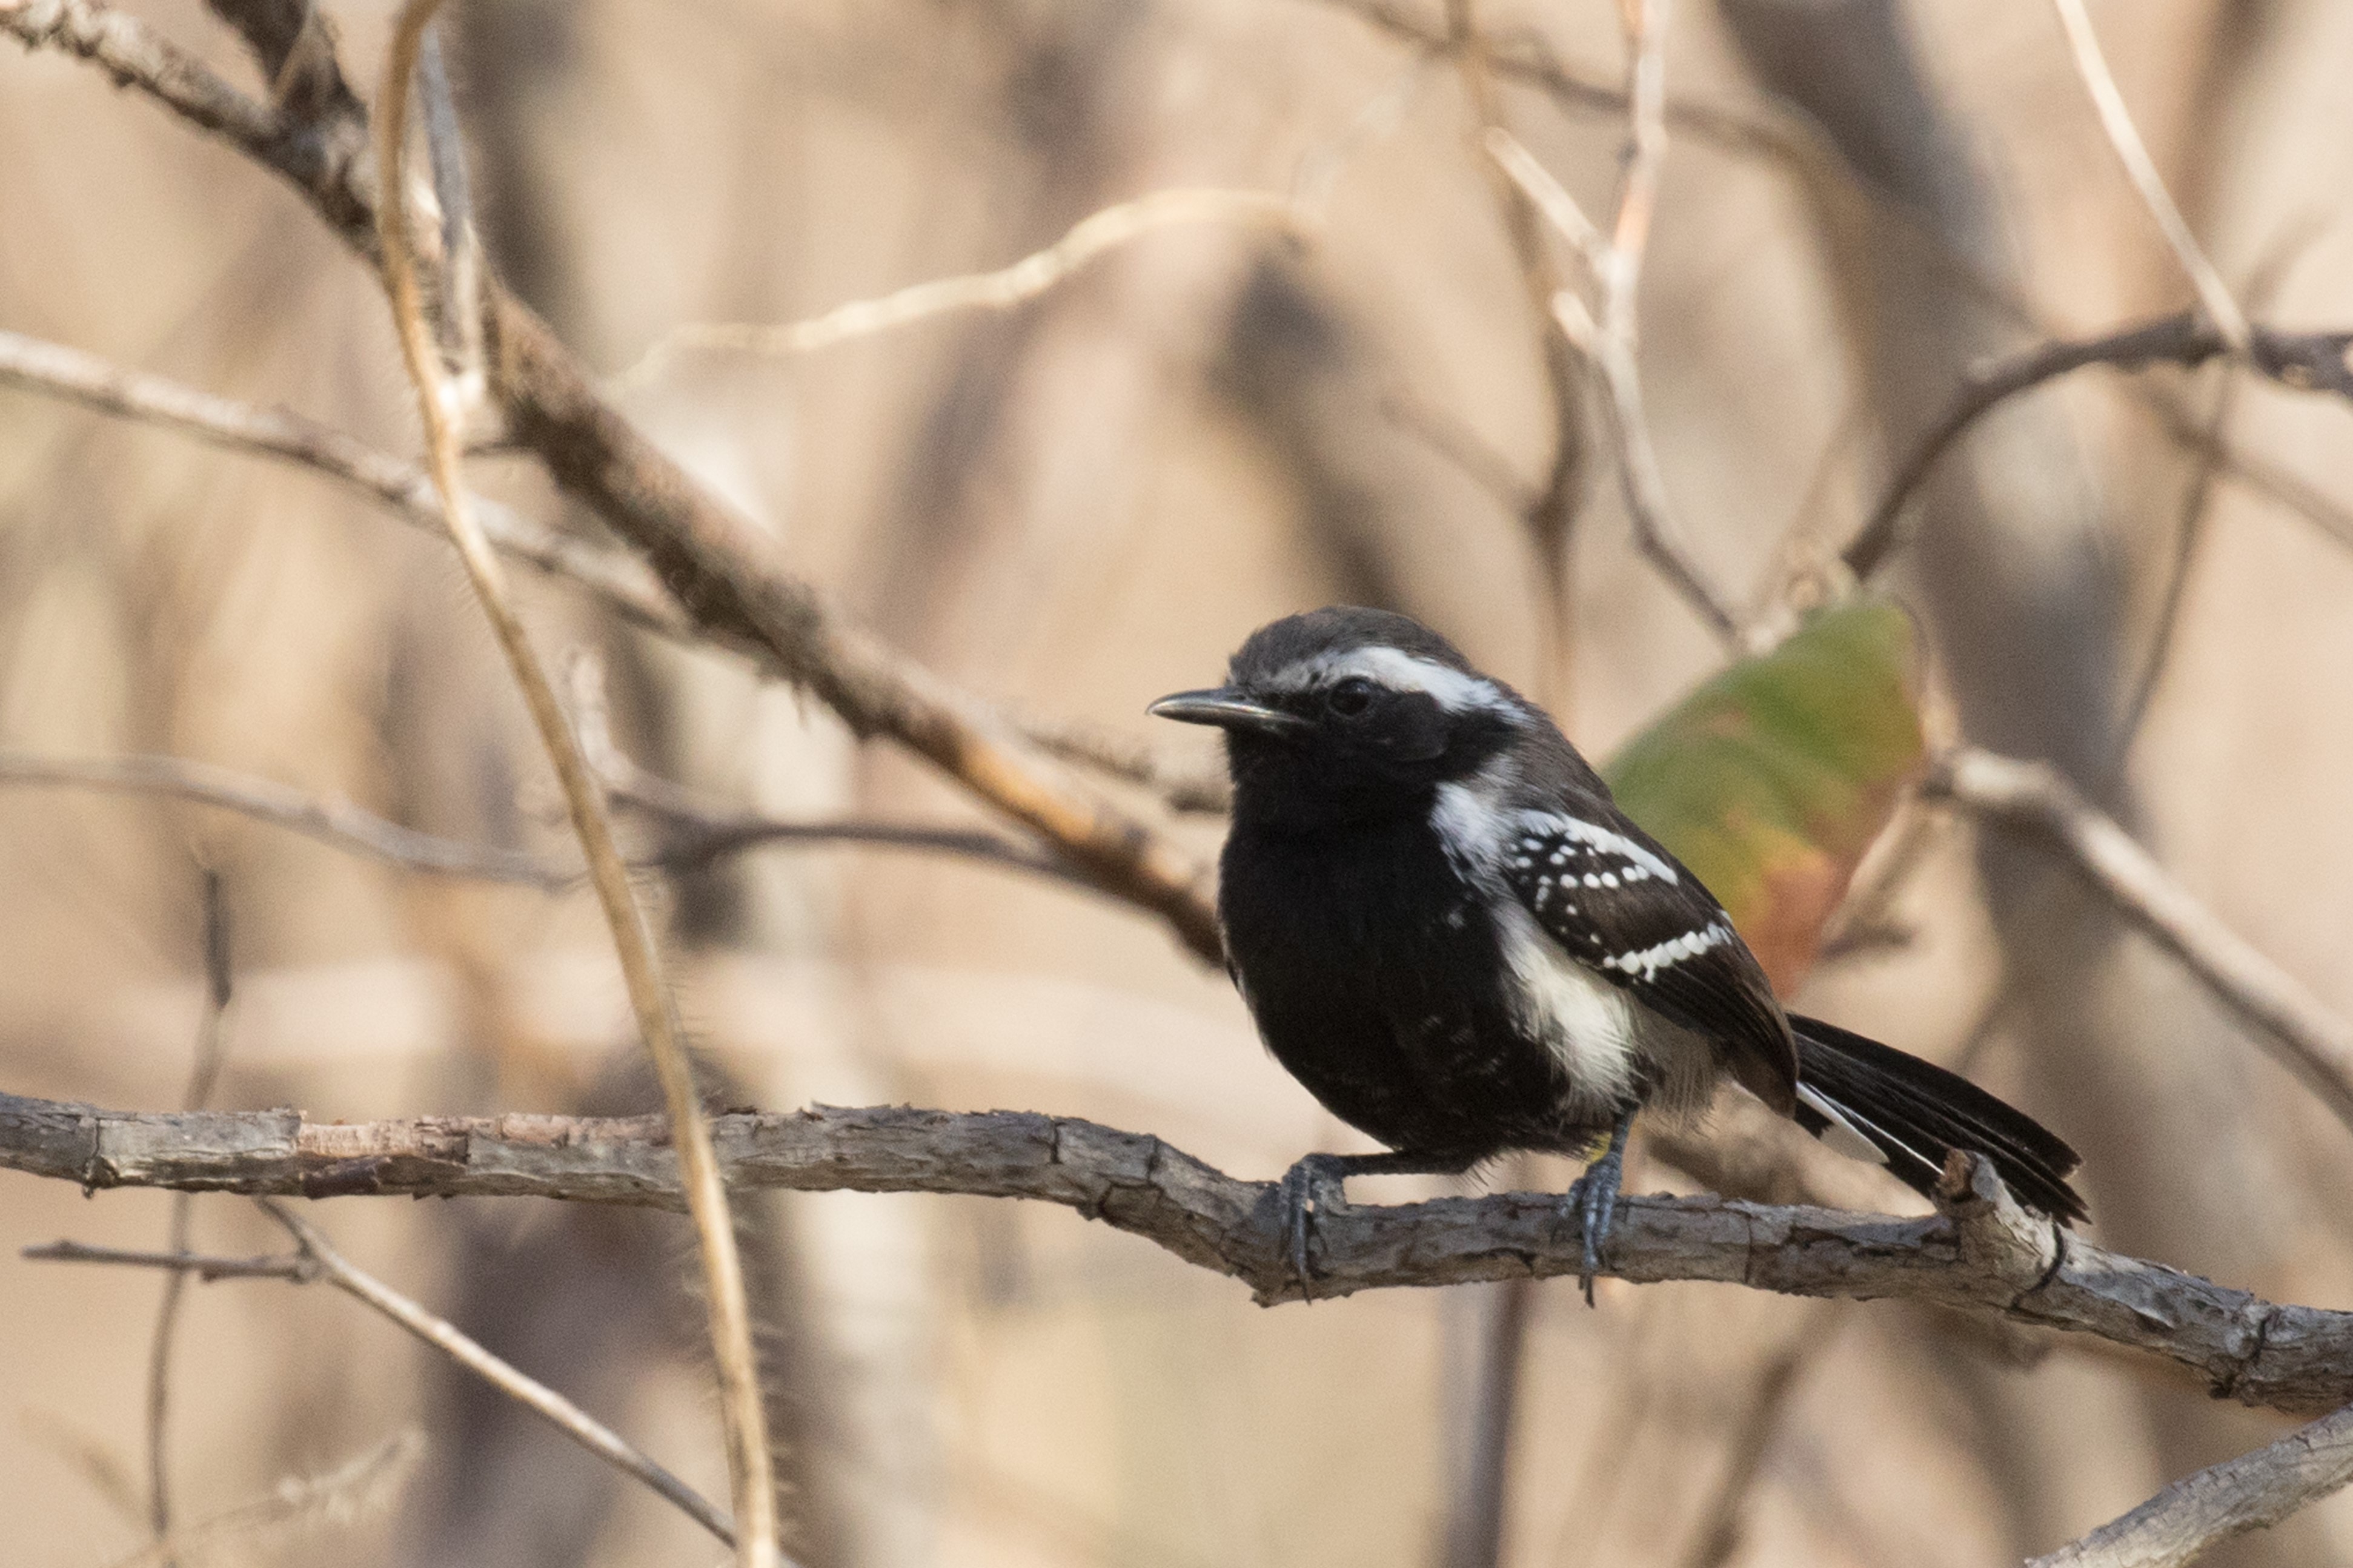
[[5, 0, 2353, 1563]]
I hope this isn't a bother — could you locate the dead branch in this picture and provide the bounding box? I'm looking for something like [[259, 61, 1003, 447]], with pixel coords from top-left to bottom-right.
[[370, 3, 774, 1551], [1487, 8, 1748, 645], [1307, 0, 1807, 170], [143, 873, 230, 1553], [6, 1092, 2350, 1416], [0, 750, 1083, 892], [612, 188, 1312, 391], [25, 1216, 746, 1549], [2047, 0, 2248, 352], [2030, 1401, 2353, 1568], [0, 328, 689, 641], [1842, 311, 2353, 580], [1927, 747, 2353, 1131], [93, 1430, 422, 1568], [2, 0, 1224, 962]]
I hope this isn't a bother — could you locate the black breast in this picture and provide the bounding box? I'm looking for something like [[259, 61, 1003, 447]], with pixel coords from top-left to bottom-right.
[[1217, 812, 1589, 1157]]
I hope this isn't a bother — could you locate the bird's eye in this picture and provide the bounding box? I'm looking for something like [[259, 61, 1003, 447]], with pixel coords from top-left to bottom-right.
[[1327, 676, 1376, 717]]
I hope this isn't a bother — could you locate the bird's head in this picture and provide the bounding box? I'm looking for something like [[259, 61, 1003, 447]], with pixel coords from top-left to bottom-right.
[[1150, 607, 1558, 827]]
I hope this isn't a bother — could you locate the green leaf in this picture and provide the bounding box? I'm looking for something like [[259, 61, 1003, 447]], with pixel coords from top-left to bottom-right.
[[1603, 598, 1924, 993]]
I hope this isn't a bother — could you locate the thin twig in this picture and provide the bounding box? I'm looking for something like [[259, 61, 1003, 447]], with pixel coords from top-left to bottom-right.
[[142, 872, 231, 1557], [5, 0, 1227, 958], [97, 1430, 422, 1568], [0, 329, 686, 640], [12, 1102, 2353, 1415], [2119, 229, 2315, 747], [562, 655, 1092, 887], [2048, 0, 2248, 352], [2029, 1401, 2353, 1567], [1927, 747, 2353, 1132], [2119, 367, 2231, 747], [26, 1219, 743, 1551], [368, 7, 775, 1559], [611, 188, 1310, 391], [1306, 0, 1807, 169], [262, 1202, 746, 1547], [1487, 12, 1745, 644], [0, 752, 557, 883], [1676, 1303, 1840, 1568], [1446, 0, 1586, 694], [0, 330, 1236, 823], [0, 750, 1083, 891], [1842, 312, 2353, 579]]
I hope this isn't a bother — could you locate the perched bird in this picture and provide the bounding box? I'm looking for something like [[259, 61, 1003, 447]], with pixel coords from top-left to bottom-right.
[[1150, 606, 2084, 1300]]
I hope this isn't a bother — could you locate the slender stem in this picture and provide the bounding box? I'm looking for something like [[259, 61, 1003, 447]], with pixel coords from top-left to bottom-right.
[[368, 7, 777, 1561]]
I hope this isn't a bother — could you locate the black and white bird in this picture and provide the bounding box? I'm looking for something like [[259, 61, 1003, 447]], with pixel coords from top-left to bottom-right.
[[1150, 606, 2085, 1300]]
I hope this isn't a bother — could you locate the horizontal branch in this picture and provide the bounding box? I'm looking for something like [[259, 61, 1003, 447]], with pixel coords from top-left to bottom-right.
[[4, 1088, 2348, 1414], [1928, 747, 2353, 1133], [0, 750, 1085, 891], [1845, 311, 2353, 579]]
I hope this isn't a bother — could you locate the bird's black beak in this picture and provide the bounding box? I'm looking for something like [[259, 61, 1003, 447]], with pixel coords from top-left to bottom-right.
[[1147, 687, 1309, 738]]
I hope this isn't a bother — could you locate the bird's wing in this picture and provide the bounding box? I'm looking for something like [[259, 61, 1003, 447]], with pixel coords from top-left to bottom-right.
[[1494, 804, 1797, 1111]]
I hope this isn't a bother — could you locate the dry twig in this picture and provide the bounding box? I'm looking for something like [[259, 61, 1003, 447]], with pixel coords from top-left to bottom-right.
[[26, 1210, 743, 1551], [2047, 0, 2248, 352], [12, 1095, 2353, 1416], [142, 873, 230, 1558], [0, 328, 687, 640], [2029, 1401, 2353, 1568], [1486, 10, 1746, 644], [368, 3, 775, 1555], [1926, 747, 2353, 1132], [2, 0, 1224, 959], [0, 749, 1081, 890], [93, 1429, 423, 1568], [611, 188, 1311, 391], [1842, 312, 2353, 579]]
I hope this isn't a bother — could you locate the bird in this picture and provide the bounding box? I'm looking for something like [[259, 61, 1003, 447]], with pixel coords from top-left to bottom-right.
[[1149, 606, 2085, 1302]]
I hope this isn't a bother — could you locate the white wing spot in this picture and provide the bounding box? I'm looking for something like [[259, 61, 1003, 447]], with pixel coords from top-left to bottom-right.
[[1602, 921, 1734, 981]]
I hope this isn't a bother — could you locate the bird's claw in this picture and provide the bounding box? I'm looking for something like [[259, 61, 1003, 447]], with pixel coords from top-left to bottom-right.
[[1556, 1116, 1632, 1307], [1277, 1154, 1347, 1302]]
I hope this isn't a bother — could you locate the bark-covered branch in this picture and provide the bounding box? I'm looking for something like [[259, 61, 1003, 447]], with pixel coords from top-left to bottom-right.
[[2029, 1401, 2353, 1568], [4, 1088, 2347, 1415]]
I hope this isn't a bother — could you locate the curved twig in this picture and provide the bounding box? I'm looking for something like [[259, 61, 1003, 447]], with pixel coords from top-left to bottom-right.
[[1843, 313, 2353, 580], [1927, 747, 2353, 1131], [25, 1214, 745, 1551]]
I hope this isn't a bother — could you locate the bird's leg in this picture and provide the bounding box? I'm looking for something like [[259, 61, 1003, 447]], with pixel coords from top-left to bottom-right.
[[1558, 1109, 1636, 1307], [1275, 1149, 1476, 1300]]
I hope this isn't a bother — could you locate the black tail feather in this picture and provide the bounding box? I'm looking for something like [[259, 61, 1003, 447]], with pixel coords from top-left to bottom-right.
[[1788, 1014, 2088, 1225]]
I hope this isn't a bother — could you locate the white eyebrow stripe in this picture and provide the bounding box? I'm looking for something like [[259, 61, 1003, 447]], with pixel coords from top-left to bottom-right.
[[1265, 647, 1510, 713], [1512, 813, 1680, 885]]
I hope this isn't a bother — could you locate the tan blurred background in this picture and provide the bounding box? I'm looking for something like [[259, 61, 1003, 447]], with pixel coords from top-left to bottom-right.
[[6, 0, 2353, 1563]]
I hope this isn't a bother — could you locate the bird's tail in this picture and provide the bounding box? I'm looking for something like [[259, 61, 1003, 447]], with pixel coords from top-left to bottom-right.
[[1788, 1014, 2088, 1224]]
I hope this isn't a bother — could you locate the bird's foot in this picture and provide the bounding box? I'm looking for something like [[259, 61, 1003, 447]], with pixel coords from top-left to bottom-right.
[[1276, 1153, 1351, 1302], [1555, 1113, 1635, 1307]]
